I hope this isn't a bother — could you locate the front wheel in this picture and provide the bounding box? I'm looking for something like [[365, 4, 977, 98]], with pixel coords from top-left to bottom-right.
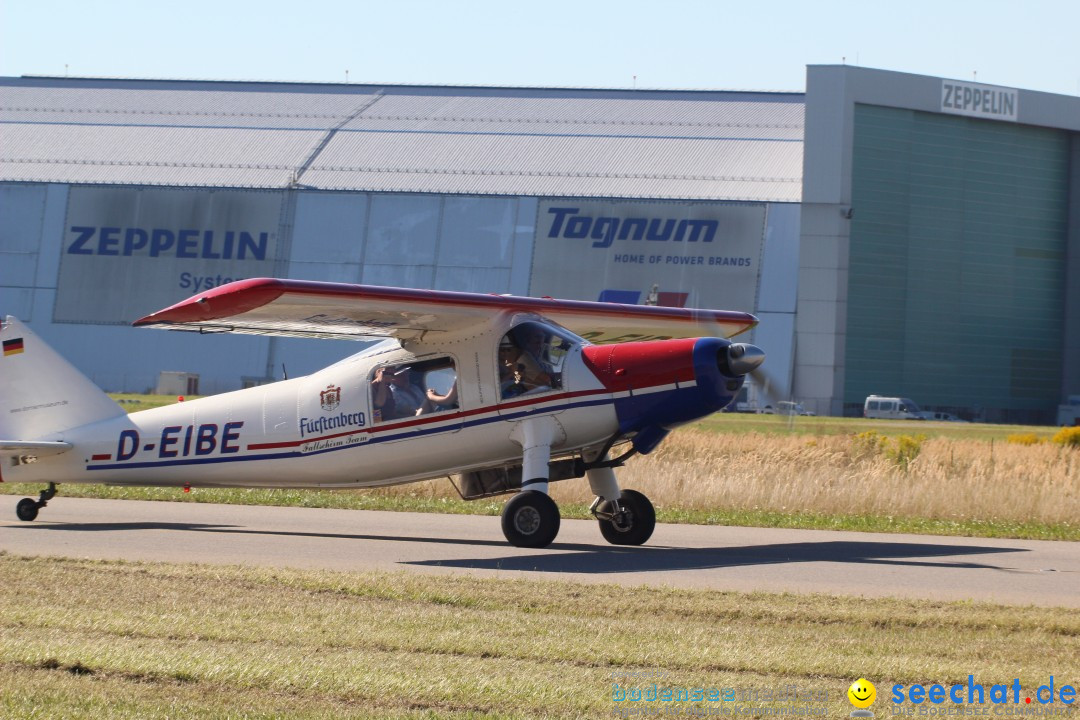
[[16, 498, 39, 522], [597, 489, 655, 546], [501, 490, 560, 548]]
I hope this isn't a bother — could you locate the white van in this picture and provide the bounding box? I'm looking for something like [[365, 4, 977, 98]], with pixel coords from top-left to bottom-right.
[[864, 395, 922, 420]]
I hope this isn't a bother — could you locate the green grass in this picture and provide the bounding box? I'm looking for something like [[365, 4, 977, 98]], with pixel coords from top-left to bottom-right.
[[110, 393, 196, 413], [1, 394, 1074, 542], [1, 553, 1076, 719]]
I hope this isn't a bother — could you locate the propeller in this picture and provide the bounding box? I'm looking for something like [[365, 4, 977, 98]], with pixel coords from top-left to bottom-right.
[[749, 366, 786, 409], [724, 343, 765, 376], [721, 335, 791, 412], [715, 341, 787, 412]]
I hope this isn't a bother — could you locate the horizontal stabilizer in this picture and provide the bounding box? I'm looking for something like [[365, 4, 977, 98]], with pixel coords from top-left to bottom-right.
[[0, 440, 73, 458]]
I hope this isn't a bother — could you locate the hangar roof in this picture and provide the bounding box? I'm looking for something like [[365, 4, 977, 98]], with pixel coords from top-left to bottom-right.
[[0, 76, 804, 202]]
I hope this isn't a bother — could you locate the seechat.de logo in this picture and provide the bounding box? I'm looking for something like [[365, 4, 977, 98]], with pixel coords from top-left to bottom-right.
[[848, 678, 876, 717]]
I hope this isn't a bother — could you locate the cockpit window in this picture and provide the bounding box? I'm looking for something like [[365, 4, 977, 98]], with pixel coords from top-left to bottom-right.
[[371, 356, 458, 422], [498, 322, 573, 399]]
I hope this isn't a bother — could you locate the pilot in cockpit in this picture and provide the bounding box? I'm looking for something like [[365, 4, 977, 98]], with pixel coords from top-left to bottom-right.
[[500, 324, 560, 398]]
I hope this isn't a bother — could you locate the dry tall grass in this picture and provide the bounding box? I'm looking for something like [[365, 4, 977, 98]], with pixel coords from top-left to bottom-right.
[[608, 431, 1079, 525], [382, 430, 1080, 526]]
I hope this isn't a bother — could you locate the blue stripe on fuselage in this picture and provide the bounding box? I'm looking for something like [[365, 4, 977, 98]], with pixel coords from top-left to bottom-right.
[[86, 396, 617, 472]]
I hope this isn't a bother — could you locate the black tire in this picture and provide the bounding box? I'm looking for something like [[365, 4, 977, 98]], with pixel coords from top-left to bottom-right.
[[501, 490, 560, 548], [597, 489, 655, 546], [16, 498, 39, 522]]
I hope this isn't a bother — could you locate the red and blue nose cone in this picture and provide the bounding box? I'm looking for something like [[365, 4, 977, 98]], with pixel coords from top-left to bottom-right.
[[583, 337, 764, 453]]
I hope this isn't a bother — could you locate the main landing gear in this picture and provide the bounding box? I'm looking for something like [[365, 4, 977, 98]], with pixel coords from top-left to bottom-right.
[[16, 482, 57, 522], [498, 481, 657, 549], [501, 490, 561, 548], [498, 421, 655, 548]]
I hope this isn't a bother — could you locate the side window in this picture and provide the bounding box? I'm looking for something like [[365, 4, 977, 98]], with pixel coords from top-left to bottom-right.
[[868, 401, 880, 411], [498, 322, 572, 399], [371, 357, 458, 423]]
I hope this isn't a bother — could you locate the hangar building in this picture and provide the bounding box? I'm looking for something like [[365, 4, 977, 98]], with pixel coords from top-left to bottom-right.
[[1, 66, 1077, 423], [801, 67, 1080, 423]]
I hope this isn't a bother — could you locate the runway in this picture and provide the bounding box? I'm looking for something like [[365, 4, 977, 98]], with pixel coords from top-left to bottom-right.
[[1, 497, 1077, 607]]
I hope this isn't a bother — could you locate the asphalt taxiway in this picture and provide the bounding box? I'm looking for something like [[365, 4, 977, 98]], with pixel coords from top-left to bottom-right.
[[1, 497, 1076, 607]]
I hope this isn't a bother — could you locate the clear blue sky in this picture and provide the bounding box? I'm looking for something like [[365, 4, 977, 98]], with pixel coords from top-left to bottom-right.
[[1, 0, 1077, 95]]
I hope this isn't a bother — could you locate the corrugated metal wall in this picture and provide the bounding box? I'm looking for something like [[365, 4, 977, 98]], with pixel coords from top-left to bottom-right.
[[845, 104, 1069, 422], [1, 182, 799, 394]]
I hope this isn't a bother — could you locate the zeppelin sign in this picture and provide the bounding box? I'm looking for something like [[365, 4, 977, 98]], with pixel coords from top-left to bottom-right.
[[55, 187, 282, 325], [940, 80, 1017, 122]]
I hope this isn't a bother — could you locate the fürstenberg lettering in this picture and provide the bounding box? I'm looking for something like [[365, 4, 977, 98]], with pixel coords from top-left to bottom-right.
[[940, 81, 1017, 121], [547, 207, 718, 249]]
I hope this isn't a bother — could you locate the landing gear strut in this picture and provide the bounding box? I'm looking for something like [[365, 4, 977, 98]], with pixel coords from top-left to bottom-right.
[[583, 448, 655, 546], [501, 417, 563, 548], [16, 483, 56, 522]]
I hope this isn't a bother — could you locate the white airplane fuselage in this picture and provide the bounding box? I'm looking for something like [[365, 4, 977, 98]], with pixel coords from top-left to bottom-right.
[[5, 318, 622, 489]]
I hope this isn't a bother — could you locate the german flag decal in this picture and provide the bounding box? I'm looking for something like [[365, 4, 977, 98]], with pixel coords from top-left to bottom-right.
[[3, 338, 25, 356]]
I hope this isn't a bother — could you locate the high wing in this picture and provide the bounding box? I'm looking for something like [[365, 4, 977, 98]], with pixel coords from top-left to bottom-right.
[[133, 278, 757, 343]]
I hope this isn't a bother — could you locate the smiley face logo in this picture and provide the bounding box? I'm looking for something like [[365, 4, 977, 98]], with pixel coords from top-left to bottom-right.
[[848, 678, 877, 709]]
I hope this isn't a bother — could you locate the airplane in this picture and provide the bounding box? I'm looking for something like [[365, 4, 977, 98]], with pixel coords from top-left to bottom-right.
[[0, 278, 763, 548]]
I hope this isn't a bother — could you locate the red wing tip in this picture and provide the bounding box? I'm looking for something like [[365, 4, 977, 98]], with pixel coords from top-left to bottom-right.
[[132, 278, 285, 327], [132, 313, 158, 327]]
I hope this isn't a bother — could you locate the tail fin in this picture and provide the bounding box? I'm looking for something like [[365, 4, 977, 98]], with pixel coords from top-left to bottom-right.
[[1, 316, 125, 439]]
